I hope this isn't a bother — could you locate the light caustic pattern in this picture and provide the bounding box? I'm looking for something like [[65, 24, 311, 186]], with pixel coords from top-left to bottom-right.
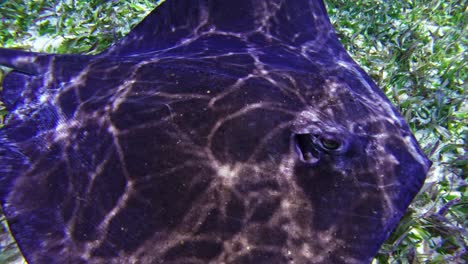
[[0, 0, 430, 263]]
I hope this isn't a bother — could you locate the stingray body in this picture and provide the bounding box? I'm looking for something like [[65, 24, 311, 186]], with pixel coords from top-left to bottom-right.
[[0, 0, 430, 263]]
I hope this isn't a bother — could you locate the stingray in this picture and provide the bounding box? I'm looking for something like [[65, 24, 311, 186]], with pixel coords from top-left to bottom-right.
[[0, 0, 431, 263]]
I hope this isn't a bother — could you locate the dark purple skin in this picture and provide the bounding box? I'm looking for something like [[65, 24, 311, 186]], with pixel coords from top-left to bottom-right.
[[0, 0, 431, 263]]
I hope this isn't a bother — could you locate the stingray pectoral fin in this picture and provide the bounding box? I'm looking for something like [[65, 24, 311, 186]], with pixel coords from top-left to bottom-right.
[[104, 1, 204, 56], [104, 0, 336, 56]]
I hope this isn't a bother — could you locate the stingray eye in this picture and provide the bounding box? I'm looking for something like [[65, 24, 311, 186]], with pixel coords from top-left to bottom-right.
[[320, 137, 341, 151]]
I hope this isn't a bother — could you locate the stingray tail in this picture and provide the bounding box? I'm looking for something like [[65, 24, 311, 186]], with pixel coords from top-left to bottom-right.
[[0, 48, 52, 75]]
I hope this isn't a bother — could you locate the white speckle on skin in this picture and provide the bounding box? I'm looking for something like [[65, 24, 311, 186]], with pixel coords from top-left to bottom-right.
[[53, 120, 77, 142], [39, 94, 49, 103], [216, 163, 240, 183]]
